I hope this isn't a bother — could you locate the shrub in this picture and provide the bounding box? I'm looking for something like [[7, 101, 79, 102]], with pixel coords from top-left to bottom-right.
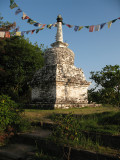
[[0, 94, 22, 132]]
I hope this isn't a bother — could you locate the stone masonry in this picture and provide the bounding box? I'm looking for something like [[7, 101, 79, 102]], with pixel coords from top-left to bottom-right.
[[31, 15, 91, 109]]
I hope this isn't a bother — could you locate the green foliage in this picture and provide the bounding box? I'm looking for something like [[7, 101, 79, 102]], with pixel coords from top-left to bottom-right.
[[51, 113, 100, 150], [0, 95, 22, 132], [51, 111, 120, 142], [89, 65, 120, 107], [0, 36, 44, 102]]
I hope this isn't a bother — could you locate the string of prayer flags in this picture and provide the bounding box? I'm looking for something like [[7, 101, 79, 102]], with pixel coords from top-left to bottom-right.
[[9, 0, 120, 33], [64, 17, 120, 32]]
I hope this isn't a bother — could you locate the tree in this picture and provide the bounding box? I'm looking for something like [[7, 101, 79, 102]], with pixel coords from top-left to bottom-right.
[[89, 65, 120, 107], [0, 36, 44, 102]]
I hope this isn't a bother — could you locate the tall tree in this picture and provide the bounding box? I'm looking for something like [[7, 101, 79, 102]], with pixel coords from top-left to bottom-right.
[[89, 65, 120, 107], [0, 36, 44, 102]]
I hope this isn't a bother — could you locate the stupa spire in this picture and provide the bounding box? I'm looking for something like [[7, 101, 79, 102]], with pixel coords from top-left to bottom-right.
[[51, 15, 68, 48], [56, 14, 63, 42]]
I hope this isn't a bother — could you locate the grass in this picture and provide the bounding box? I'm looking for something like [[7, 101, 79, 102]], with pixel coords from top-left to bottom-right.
[[24, 105, 120, 123]]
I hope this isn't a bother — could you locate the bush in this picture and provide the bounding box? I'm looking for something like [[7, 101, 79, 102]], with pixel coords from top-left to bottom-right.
[[0, 95, 22, 132]]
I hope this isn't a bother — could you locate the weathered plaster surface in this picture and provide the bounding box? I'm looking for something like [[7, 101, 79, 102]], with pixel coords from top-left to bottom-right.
[[31, 47, 91, 108]]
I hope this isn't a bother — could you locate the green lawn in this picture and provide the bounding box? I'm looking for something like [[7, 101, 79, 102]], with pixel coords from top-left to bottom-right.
[[24, 105, 120, 123]]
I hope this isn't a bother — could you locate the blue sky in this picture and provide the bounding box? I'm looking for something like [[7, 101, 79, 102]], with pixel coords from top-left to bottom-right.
[[1, 0, 120, 87]]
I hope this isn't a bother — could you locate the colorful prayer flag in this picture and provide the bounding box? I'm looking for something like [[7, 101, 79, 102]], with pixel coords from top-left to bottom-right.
[[15, 8, 22, 15], [47, 24, 53, 29], [74, 26, 79, 31], [112, 19, 117, 23], [10, 0, 14, 5], [21, 31, 25, 36], [16, 32, 21, 36], [22, 12, 30, 20], [100, 23, 106, 30], [85, 26, 89, 29], [31, 30, 35, 34], [26, 31, 30, 34], [0, 31, 5, 38], [107, 21, 112, 28], [89, 25, 94, 32], [78, 26, 83, 31], [5, 31, 10, 38], [94, 25, 100, 31], [66, 24, 73, 28], [34, 23, 42, 27], [36, 29, 40, 33], [10, 3, 18, 9]]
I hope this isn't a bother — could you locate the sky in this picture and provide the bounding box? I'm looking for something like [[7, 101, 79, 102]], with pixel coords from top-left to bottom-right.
[[1, 0, 120, 87]]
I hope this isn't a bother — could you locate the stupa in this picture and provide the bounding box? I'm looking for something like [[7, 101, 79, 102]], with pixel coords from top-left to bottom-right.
[[31, 15, 91, 109]]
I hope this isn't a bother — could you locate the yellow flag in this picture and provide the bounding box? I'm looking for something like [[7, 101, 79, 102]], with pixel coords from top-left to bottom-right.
[[78, 26, 83, 31], [107, 21, 112, 28], [16, 32, 21, 36]]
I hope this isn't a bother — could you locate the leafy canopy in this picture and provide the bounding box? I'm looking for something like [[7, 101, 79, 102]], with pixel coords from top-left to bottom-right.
[[0, 36, 44, 102], [89, 65, 120, 107]]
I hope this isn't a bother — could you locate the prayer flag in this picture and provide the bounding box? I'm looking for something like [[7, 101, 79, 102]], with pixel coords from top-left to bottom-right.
[[100, 23, 106, 29], [21, 31, 25, 36], [36, 29, 40, 33], [14, 26, 20, 32], [41, 24, 46, 28], [26, 31, 30, 34], [10, 0, 14, 5], [74, 26, 79, 31], [62, 22, 66, 25], [0, 31, 5, 38], [66, 24, 73, 28], [34, 23, 42, 27], [95, 25, 100, 31], [53, 23, 57, 27], [107, 21, 112, 28], [31, 30, 35, 34], [10, 3, 18, 9], [85, 26, 89, 29], [89, 25, 94, 32], [16, 32, 21, 36], [22, 12, 30, 20], [112, 19, 117, 23], [47, 24, 53, 29], [15, 8, 22, 15], [78, 26, 83, 31], [5, 31, 10, 38], [27, 19, 36, 24]]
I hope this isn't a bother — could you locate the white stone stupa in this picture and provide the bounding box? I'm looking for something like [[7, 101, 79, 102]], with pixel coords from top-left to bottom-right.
[[31, 15, 91, 109]]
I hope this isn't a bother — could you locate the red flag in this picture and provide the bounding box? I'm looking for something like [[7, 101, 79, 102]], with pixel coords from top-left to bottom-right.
[[89, 25, 94, 32]]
